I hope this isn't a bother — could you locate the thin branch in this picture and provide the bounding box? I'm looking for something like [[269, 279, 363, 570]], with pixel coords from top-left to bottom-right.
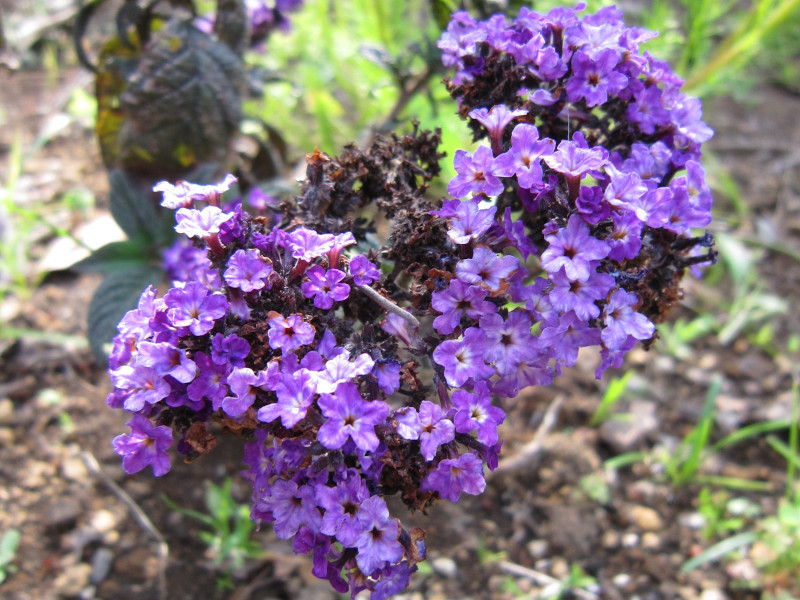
[[81, 451, 169, 600], [357, 284, 420, 329], [490, 395, 563, 478], [498, 560, 599, 600]]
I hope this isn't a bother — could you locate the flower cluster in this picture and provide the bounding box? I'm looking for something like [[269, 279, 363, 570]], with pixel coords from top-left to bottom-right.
[[108, 4, 716, 597], [433, 2, 716, 388]]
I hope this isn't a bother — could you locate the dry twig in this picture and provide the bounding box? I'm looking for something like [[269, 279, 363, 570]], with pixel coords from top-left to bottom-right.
[[490, 395, 563, 478]]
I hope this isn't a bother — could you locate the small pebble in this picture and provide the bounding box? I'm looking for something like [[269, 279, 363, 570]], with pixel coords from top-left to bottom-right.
[[0, 398, 14, 425], [629, 505, 664, 531], [46, 498, 83, 530], [700, 589, 729, 600], [53, 563, 92, 597], [641, 532, 661, 549], [430, 557, 457, 578], [602, 530, 620, 549], [612, 573, 631, 587], [62, 456, 89, 481], [89, 548, 114, 585], [550, 557, 569, 579], [678, 512, 705, 530], [621, 532, 639, 548], [527, 539, 549, 559]]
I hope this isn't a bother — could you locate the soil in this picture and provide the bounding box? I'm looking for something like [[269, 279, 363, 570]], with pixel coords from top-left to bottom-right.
[[1, 52, 800, 600]]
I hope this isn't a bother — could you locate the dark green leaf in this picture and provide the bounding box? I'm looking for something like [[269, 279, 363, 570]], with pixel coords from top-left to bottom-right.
[[71, 240, 155, 274], [107, 169, 160, 240], [88, 265, 164, 361]]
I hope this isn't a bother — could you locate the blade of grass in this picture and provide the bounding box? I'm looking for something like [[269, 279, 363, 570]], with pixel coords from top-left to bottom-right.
[[604, 451, 647, 471], [693, 475, 775, 493], [669, 377, 721, 486], [710, 419, 791, 454], [679, 530, 758, 573], [590, 371, 634, 426], [789, 381, 799, 501]]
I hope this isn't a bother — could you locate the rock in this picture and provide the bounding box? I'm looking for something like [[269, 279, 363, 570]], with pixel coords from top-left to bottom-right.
[[599, 401, 658, 452], [621, 532, 639, 548], [612, 573, 631, 587], [527, 539, 549, 559], [89, 548, 114, 585], [641, 532, 661, 549], [46, 498, 83, 531], [628, 505, 664, 531], [0, 398, 14, 425], [700, 589, 729, 600], [53, 562, 92, 597], [678, 512, 705, 530], [602, 530, 620, 549], [62, 456, 89, 482], [431, 557, 457, 578], [550, 557, 569, 579]]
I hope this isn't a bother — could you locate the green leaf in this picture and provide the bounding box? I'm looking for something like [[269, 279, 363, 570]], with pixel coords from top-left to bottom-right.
[[107, 169, 160, 241], [71, 240, 155, 274], [680, 530, 758, 573], [0, 529, 20, 567], [87, 265, 164, 361]]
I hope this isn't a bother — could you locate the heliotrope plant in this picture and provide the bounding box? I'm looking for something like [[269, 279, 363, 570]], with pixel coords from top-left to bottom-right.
[[109, 3, 716, 597]]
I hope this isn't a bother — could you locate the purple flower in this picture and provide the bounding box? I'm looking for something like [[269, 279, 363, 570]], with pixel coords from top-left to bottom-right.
[[154, 173, 237, 209], [112, 413, 172, 476], [447, 199, 497, 245], [174, 206, 233, 238], [267, 313, 316, 352], [317, 383, 390, 452], [502, 207, 537, 261], [284, 227, 335, 262], [301, 266, 350, 309], [479, 310, 538, 375], [109, 364, 171, 412], [493, 123, 555, 189], [258, 479, 322, 539], [222, 367, 272, 417], [348, 254, 380, 286], [393, 406, 421, 440], [211, 333, 250, 368], [431, 279, 496, 336], [136, 341, 197, 384], [565, 49, 627, 107], [543, 135, 608, 179], [373, 361, 401, 395], [626, 85, 670, 134], [224, 249, 274, 292], [602, 289, 655, 350], [164, 282, 228, 336], [186, 352, 229, 410], [257, 369, 315, 427], [548, 267, 615, 320], [539, 311, 602, 366], [540, 215, 609, 281], [418, 400, 455, 461], [354, 496, 403, 575], [607, 211, 643, 261], [455, 247, 519, 291], [313, 352, 375, 394], [468, 105, 527, 153], [603, 164, 648, 214], [432, 327, 495, 387], [318, 468, 369, 546], [421, 452, 486, 502], [447, 146, 504, 199]]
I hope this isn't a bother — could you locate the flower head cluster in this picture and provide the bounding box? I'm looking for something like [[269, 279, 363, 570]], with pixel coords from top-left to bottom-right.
[[108, 6, 716, 596]]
